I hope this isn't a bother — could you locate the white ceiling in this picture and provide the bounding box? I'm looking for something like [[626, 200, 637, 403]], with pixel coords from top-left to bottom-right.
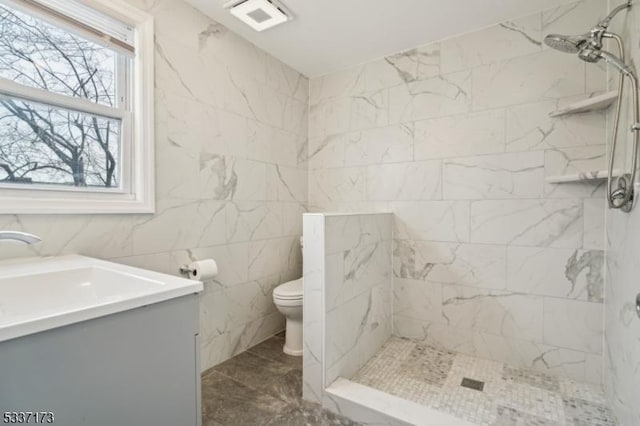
[[186, 0, 574, 77]]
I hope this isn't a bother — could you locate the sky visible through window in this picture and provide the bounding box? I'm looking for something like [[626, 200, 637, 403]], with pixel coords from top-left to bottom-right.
[[0, 3, 122, 188]]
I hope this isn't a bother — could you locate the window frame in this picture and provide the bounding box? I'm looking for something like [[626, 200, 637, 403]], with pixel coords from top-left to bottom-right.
[[0, 0, 154, 214]]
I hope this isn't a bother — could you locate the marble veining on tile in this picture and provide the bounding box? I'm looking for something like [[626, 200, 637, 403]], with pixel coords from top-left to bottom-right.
[[307, 0, 608, 388], [352, 337, 617, 426]]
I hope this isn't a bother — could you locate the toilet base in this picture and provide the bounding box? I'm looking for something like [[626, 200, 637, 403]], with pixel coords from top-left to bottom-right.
[[283, 345, 303, 356], [282, 316, 303, 357]]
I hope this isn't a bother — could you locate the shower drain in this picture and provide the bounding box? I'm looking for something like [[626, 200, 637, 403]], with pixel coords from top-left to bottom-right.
[[460, 377, 485, 391]]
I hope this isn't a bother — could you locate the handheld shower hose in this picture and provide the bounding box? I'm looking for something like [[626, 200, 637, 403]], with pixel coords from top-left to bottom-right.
[[544, 1, 640, 212]]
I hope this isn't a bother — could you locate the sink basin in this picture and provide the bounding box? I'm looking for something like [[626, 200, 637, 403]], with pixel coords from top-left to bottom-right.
[[0, 255, 203, 342]]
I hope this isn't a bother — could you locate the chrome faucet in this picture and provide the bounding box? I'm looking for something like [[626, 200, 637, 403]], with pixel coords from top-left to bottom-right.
[[0, 231, 41, 244]]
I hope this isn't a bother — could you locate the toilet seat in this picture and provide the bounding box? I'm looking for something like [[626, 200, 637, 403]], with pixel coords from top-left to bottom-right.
[[273, 278, 302, 301]]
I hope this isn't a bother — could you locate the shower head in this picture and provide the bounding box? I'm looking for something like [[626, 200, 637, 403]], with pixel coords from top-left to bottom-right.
[[544, 1, 632, 54], [544, 33, 590, 53]]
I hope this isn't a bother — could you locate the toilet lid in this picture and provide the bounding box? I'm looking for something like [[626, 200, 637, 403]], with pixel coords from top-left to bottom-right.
[[274, 278, 303, 299]]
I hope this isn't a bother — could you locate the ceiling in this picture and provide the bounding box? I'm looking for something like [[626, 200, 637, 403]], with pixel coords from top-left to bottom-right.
[[186, 0, 575, 77]]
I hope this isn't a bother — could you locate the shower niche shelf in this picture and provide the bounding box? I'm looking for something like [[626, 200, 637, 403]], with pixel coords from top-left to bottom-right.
[[546, 169, 621, 184], [549, 91, 618, 117]]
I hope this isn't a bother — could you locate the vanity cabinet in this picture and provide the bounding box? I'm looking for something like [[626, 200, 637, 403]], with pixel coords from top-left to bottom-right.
[[0, 294, 201, 426]]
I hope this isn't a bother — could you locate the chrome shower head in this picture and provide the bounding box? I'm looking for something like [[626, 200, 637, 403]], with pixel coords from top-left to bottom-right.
[[544, 33, 590, 53]]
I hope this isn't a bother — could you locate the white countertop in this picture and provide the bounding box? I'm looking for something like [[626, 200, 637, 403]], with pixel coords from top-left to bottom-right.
[[0, 255, 203, 343]]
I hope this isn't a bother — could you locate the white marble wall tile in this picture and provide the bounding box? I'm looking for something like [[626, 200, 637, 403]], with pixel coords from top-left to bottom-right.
[[543, 297, 603, 353], [325, 214, 393, 255], [345, 124, 414, 167], [307, 201, 391, 215], [440, 13, 542, 74], [584, 353, 602, 385], [225, 202, 283, 242], [201, 156, 268, 201], [414, 109, 506, 160], [200, 108, 249, 158], [283, 202, 306, 237], [266, 165, 308, 203], [302, 214, 325, 403], [0, 215, 133, 261], [154, 35, 223, 108], [309, 67, 361, 105], [309, 97, 351, 139], [393, 240, 506, 289], [325, 282, 392, 384], [245, 121, 300, 167], [350, 60, 407, 95], [443, 151, 544, 199], [132, 199, 227, 255], [505, 100, 606, 152], [161, 92, 219, 153], [156, 143, 200, 201], [441, 286, 544, 342], [332, 242, 392, 308], [283, 96, 309, 135], [325, 252, 345, 312], [247, 237, 298, 281], [391, 201, 470, 242], [200, 310, 285, 370], [308, 167, 367, 205], [367, 161, 442, 201], [472, 51, 586, 110], [220, 69, 267, 122], [110, 251, 175, 277], [544, 145, 607, 178], [507, 247, 604, 302], [308, 134, 347, 169], [384, 43, 441, 83], [583, 198, 605, 250], [310, 50, 440, 104], [264, 54, 309, 103], [350, 89, 389, 131], [394, 279, 443, 323], [470, 199, 583, 248], [197, 26, 267, 86], [201, 278, 279, 339], [389, 71, 471, 123]]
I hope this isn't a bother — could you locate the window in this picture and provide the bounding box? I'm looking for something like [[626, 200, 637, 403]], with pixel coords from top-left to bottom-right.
[[0, 0, 154, 213]]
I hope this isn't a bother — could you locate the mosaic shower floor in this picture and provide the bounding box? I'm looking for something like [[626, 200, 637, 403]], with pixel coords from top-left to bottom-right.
[[352, 337, 617, 426]]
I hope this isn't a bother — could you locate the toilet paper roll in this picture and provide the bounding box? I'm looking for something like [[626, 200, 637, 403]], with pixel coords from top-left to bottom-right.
[[187, 259, 218, 281]]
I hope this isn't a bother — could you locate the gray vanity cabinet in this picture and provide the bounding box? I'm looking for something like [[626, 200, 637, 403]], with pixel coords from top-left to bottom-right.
[[0, 294, 201, 426]]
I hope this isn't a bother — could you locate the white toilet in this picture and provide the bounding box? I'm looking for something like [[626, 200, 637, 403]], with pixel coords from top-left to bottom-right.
[[273, 277, 303, 356]]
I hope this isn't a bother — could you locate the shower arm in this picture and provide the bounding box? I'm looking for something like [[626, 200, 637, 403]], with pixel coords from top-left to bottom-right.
[[598, 1, 632, 30], [590, 2, 632, 47]]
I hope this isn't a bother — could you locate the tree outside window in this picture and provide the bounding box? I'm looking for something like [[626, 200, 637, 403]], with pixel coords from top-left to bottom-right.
[[0, 3, 123, 189]]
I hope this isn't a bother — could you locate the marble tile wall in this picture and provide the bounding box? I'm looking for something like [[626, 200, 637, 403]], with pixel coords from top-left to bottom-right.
[[324, 213, 393, 385], [308, 0, 609, 384], [302, 213, 393, 403], [0, 0, 309, 372], [603, 1, 640, 424]]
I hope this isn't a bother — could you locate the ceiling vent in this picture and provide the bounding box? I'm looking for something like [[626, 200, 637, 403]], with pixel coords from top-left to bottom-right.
[[223, 0, 292, 32]]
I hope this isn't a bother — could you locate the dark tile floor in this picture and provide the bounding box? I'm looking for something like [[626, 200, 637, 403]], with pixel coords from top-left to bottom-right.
[[201, 333, 359, 426]]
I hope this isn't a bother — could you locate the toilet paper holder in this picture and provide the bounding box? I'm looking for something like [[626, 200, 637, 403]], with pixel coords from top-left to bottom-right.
[[179, 264, 195, 277]]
